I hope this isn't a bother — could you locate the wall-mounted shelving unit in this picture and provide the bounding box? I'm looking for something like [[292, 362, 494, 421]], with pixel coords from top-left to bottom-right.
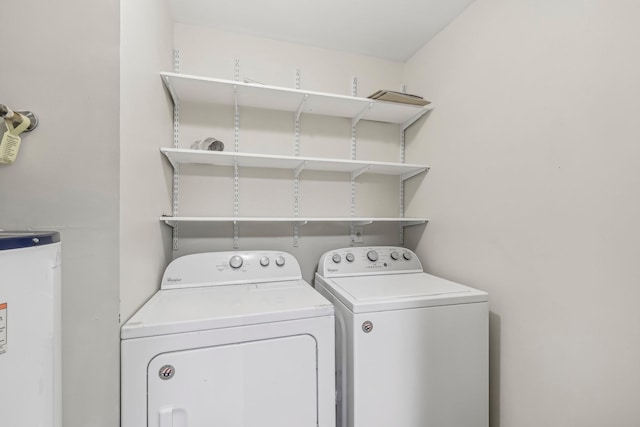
[[160, 64, 431, 248]]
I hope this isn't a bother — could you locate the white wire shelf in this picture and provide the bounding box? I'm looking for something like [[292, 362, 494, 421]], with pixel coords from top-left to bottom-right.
[[162, 217, 428, 228], [161, 72, 432, 126], [161, 148, 428, 180]]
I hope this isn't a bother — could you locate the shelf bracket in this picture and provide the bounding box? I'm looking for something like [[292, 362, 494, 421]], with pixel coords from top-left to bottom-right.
[[161, 150, 179, 169], [293, 217, 308, 247], [294, 160, 308, 178], [351, 165, 371, 180], [163, 218, 177, 228], [161, 76, 179, 106], [401, 108, 430, 132], [401, 219, 428, 227], [401, 167, 428, 182], [295, 94, 308, 121], [233, 85, 239, 118], [352, 102, 373, 127]]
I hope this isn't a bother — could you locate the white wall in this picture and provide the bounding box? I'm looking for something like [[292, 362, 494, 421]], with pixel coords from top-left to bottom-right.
[[404, 0, 640, 425], [0, 0, 121, 426], [119, 0, 174, 323]]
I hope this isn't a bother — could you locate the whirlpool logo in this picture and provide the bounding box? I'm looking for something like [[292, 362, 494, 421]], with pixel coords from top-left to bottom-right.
[[159, 365, 175, 380]]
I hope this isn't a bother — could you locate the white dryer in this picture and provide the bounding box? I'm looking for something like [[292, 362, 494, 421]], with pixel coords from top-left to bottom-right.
[[315, 246, 488, 427], [121, 251, 335, 427]]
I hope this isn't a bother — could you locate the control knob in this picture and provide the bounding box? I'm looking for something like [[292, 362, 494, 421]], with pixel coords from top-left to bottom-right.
[[390, 251, 399, 260], [332, 253, 342, 264], [229, 255, 243, 269], [403, 251, 413, 261], [345, 253, 355, 263], [275, 255, 286, 267], [259, 256, 270, 267], [367, 250, 379, 262]]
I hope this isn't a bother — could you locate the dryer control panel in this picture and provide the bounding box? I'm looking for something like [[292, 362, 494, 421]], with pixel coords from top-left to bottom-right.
[[318, 246, 423, 278], [161, 251, 302, 289]]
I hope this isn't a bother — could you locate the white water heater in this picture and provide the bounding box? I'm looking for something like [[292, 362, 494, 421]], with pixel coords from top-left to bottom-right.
[[0, 231, 61, 427]]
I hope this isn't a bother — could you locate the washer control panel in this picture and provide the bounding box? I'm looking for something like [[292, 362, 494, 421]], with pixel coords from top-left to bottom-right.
[[318, 246, 423, 277], [161, 251, 301, 289]]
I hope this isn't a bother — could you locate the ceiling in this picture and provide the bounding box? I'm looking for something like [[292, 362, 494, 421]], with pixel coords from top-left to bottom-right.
[[168, 0, 475, 62]]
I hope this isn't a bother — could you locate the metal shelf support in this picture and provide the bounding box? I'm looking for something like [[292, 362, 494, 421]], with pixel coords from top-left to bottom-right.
[[295, 94, 308, 122], [350, 77, 359, 245], [171, 49, 181, 250], [352, 102, 373, 128], [401, 167, 428, 182], [294, 161, 308, 178], [351, 165, 371, 180], [402, 108, 430, 132], [233, 60, 241, 249], [351, 220, 373, 227], [293, 68, 303, 247]]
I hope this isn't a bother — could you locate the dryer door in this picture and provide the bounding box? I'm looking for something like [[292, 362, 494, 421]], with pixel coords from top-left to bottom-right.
[[147, 334, 318, 427]]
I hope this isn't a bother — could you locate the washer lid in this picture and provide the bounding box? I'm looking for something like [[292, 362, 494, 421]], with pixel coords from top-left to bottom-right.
[[121, 279, 334, 339], [0, 231, 60, 250], [322, 272, 488, 313]]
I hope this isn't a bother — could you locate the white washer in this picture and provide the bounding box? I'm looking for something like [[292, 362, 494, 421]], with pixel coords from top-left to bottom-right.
[[315, 246, 488, 427], [121, 251, 335, 427]]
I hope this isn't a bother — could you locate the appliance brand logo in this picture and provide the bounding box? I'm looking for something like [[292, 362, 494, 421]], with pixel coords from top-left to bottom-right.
[[166, 277, 182, 282], [159, 365, 175, 380]]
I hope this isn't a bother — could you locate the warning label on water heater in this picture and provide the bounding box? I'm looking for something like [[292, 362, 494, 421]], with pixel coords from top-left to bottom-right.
[[0, 302, 7, 354]]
